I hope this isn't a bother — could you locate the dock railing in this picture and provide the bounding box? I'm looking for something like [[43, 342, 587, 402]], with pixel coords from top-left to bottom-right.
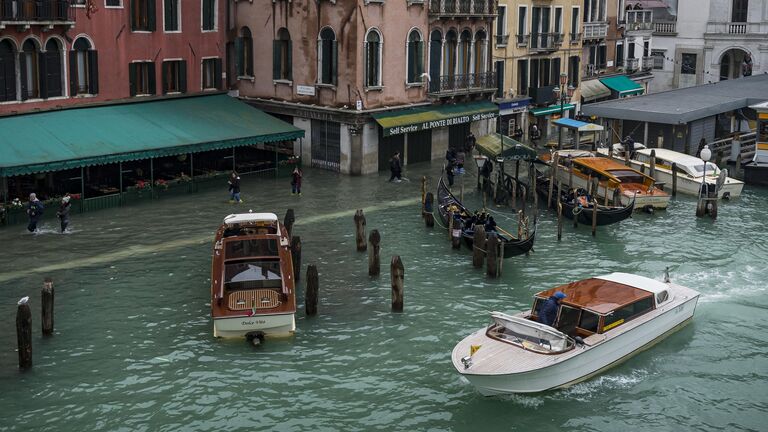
[[708, 131, 756, 164]]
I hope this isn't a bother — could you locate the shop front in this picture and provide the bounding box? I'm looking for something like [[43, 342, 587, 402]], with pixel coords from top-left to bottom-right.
[[496, 97, 531, 140]]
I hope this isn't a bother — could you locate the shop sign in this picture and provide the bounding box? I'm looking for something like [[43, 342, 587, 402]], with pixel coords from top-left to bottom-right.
[[296, 85, 316, 96], [384, 112, 498, 136]]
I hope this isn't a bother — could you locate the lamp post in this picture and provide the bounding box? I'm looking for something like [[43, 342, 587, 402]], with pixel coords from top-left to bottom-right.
[[700, 144, 712, 197], [553, 72, 576, 150]]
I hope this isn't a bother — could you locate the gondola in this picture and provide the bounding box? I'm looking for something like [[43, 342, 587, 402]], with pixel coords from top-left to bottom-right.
[[437, 176, 536, 258], [536, 176, 634, 226]]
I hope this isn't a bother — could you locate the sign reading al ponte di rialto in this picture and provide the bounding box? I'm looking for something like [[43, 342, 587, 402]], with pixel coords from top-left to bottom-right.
[[384, 112, 497, 137]]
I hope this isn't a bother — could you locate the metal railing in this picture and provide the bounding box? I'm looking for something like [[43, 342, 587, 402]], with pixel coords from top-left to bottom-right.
[[626, 10, 653, 31], [654, 21, 677, 35], [641, 56, 654, 70], [626, 57, 639, 71], [528, 33, 558, 51], [430, 72, 496, 95], [709, 131, 757, 163], [495, 34, 509, 46], [570, 32, 581, 43], [0, 0, 73, 22], [516, 33, 530, 47], [582, 22, 608, 39], [428, 0, 495, 16]]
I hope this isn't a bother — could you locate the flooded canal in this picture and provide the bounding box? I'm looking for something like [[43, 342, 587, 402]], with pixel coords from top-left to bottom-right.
[[0, 161, 766, 431]]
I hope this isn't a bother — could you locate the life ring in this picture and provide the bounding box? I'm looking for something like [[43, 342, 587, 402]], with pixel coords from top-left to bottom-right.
[[572, 206, 582, 215]]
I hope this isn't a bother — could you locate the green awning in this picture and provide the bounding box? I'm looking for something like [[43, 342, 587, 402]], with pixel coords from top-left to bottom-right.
[[476, 133, 537, 161], [599, 75, 645, 96], [0, 94, 304, 177], [529, 104, 576, 116], [372, 101, 498, 137]]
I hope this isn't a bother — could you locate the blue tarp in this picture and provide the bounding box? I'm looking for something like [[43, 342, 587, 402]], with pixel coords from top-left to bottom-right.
[[552, 118, 604, 132]]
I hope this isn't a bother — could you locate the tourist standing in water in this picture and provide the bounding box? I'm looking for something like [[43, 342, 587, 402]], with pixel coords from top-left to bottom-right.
[[26, 193, 44, 232], [228, 172, 242, 203], [56, 195, 72, 233]]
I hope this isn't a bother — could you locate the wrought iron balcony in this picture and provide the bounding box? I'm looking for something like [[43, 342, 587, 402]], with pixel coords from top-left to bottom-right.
[[428, 0, 496, 18], [528, 33, 558, 52], [516, 33, 529, 47], [0, 0, 74, 25], [569, 32, 581, 44], [582, 22, 608, 39], [653, 21, 677, 35], [626, 57, 639, 72], [626, 10, 653, 32], [495, 34, 509, 46], [641, 56, 654, 71], [428, 72, 496, 96]]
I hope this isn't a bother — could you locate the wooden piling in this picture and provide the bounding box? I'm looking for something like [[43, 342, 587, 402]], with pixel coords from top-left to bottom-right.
[[624, 146, 631, 166], [592, 199, 598, 236], [424, 192, 435, 227], [16, 298, 32, 369], [391, 255, 404, 312], [368, 230, 381, 276], [548, 153, 559, 209], [568, 158, 574, 190], [511, 180, 517, 210], [421, 176, 427, 213], [291, 236, 301, 282], [671, 163, 678, 197], [305, 264, 318, 316], [486, 235, 500, 277], [354, 209, 367, 252], [283, 209, 295, 240], [649, 149, 656, 180], [451, 214, 462, 249], [472, 225, 486, 268], [557, 202, 563, 241], [591, 177, 599, 200], [41, 278, 54, 336]]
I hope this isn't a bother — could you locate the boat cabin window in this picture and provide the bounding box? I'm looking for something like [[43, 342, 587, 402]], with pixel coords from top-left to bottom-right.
[[555, 305, 581, 336], [656, 290, 669, 305], [531, 297, 545, 318], [690, 162, 719, 176], [578, 310, 600, 333], [225, 239, 278, 258], [607, 170, 646, 185], [224, 260, 282, 290], [602, 296, 654, 332]]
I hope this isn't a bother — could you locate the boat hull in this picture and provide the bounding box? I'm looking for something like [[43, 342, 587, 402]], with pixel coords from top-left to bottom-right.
[[213, 312, 296, 338], [627, 160, 743, 198], [455, 295, 698, 395], [552, 167, 669, 210], [744, 163, 768, 187]]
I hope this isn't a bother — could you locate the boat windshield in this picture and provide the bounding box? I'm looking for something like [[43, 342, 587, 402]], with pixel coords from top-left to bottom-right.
[[607, 170, 646, 185], [225, 239, 279, 258], [487, 313, 574, 354], [224, 260, 282, 290], [690, 162, 720, 177]]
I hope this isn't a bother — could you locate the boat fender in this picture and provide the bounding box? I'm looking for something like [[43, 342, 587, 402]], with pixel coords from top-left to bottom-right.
[[245, 331, 265, 347], [572, 206, 582, 216], [643, 205, 654, 214], [574, 336, 585, 347]]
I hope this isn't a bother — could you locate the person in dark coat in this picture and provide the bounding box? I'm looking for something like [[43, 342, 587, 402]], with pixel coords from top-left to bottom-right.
[[465, 132, 476, 153], [26, 193, 44, 233], [56, 195, 72, 233], [538, 291, 566, 327], [389, 152, 402, 182], [228, 172, 242, 203], [291, 167, 303, 195], [445, 163, 455, 187], [484, 215, 497, 233], [446, 148, 457, 163]]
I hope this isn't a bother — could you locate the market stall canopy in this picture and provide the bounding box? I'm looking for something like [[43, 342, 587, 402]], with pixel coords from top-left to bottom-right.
[[529, 104, 576, 116], [476, 133, 538, 161], [553, 118, 605, 132], [0, 94, 304, 177], [580, 79, 611, 102], [599, 75, 644, 97], [372, 101, 498, 137]]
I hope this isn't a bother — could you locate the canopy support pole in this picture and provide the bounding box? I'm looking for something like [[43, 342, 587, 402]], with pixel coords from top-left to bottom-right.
[[80, 167, 85, 211], [1, 176, 7, 205], [150, 158, 155, 199], [644, 121, 649, 147], [275, 145, 279, 179], [232, 147, 236, 172], [119, 162, 123, 206], [190, 153, 194, 192]]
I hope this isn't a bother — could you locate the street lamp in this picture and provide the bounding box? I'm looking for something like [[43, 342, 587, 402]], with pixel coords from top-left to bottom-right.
[[700, 144, 712, 197], [553, 72, 576, 150]]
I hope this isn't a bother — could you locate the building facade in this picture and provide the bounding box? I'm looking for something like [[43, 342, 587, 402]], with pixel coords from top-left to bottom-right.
[[0, 0, 226, 114], [232, 0, 498, 175]]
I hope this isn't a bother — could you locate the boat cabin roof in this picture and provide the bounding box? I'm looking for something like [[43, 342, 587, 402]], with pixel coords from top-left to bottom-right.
[[572, 157, 651, 183], [536, 273, 662, 314], [223, 212, 278, 226], [636, 148, 708, 168]]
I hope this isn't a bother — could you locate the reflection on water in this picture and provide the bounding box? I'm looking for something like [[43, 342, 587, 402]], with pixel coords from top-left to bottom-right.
[[0, 161, 766, 432]]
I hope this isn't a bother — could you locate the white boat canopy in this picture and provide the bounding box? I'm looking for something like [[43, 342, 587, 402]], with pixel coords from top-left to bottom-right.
[[224, 213, 279, 225]]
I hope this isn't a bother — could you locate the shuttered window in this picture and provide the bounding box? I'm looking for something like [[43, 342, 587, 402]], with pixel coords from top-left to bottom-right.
[[70, 38, 99, 96], [517, 58, 528, 95], [164, 0, 179, 32], [318, 27, 337, 85], [162, 60, 186, 94], [0, 40, 16, 102], [19, 40, 40, 101], [272, 28, 292, 81], [202, 58, 222, 90], [365, 29, 382, 87], [129, 61, 155, 96], [406, 29, 424, 84], [43, 39, 63, 98], [131, 0, 156, 31], [202, 0, 216, 31], [237, 27, 253, 77]]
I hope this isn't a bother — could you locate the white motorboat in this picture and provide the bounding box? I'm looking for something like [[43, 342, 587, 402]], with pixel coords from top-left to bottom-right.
[[598, 144, 744, 199], [451, 272, 699, 395]]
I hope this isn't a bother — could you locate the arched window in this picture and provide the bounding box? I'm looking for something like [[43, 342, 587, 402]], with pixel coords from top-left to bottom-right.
[[237, 27, 253, 77], [458, 30, 471, 75], [21, 39, 40, 100], [43, 39, 63, 98], [318, 27, 337, 85], [428, 30, 442, 92], [70, 37, 98, 95], [473, 30, 487, 75], [443, 30, 457, 77], [273, 28, 291, 81], [0, 40, 16, 102], [406, 29, 424, 84], [365, 29, 382, 87]]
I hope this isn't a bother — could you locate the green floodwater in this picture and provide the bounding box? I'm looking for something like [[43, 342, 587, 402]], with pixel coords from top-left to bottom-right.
[[0, 161, 766, 432]]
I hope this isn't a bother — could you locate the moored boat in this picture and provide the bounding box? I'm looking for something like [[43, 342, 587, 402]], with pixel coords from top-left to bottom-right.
[[536, 176, 635, 226], [210, 212, 297, 341], [743, 101, 768, 186], [451, 272, 699, 395]]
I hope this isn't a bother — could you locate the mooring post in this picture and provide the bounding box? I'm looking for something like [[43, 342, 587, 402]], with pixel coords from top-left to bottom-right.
[[41, 278, 54, 336], [486, 235, 500, 278], [305, 264, 318, 316], [472, 225, 486, 268], [548, 153, 559, 209], [283, 209, 295, 240], [391, 255, 404, 312], [671, 163, 678, 197], [16, 297, 32, 369], [291, 236, 301, 282], [368, 230, 381, 276], [354, 209, 367, 252], [451, 214, 462, 249], [568, 157, 574, 190], [421, 176, 427, 214], [592, 199, 598, 236], [423, 192, 435, 227], [448, 210, 454, 240], [511, 181, 517, 210], [556, 180, 562, 209], [649, 149, 657, 180], [625, 145, 631, 166], [557, 202, 563, 241]]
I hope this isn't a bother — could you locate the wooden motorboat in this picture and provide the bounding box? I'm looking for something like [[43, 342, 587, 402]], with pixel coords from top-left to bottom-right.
[[541, 151, 670, 212], [436, 175, 535, 258], [210, 212, 296, 341], [536, 176, 635, 226], [598, 144, 744, 199], [451, 272, 700, 395]]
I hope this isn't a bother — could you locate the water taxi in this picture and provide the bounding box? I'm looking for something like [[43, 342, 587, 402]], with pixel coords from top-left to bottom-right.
[[210, 212, 296, 343], [598, 145, 744, 199], [544, 151, 670, 211], [451, 272, 699, 395], [744, 101, 768, 186]]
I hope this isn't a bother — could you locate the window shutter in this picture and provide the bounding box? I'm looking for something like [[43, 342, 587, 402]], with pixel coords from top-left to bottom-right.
[[88, 50, 99, 94], [272, 40, 280, 80], [129, 62, 137, 96], [38, 52, 48, 98], [179, 60, 187, 93], [374, 42, 380, 86], [331, 40, 338, 86], [148, 61, 156, 94], [364, 41, 369, 86], [131, 0, 137, 30], [234, 37, 243, 76], [69, 50, 77, 95], [407, 42, 414, 83], [164, 0, 172, 31], [417, 40, 424, 78], [214, 58, 222, 89], [18, 52, 27, 101], [286, 40, 292, 80], [147, 0, 156, 31]]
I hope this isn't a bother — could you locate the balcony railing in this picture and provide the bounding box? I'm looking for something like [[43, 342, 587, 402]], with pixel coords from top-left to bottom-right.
[[429, 0, 496, 17], [626, 10, 653, 31], [641, 56, 654, 70], [429, 72, 496, 95], [570, 32, 581, 44], [528, 33, 558, 52], [654, 21, 677, 35], [626, 57, 639, 72], [706, 21, 765, 35], [495, 34, 509, 46], [582, 22, 608, 39], [516, 33, 529, 47], [0, 0, 74, 23]]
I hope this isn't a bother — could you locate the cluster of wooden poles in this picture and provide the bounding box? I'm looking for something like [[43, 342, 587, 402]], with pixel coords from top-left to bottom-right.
[[13, 278, 54, 369]]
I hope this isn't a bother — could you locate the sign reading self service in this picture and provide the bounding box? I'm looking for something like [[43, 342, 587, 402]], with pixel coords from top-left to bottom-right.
[[383, 111, 497, 137]]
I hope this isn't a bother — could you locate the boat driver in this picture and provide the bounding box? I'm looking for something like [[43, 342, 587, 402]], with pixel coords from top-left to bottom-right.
[[538, 291, 567, 327]]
